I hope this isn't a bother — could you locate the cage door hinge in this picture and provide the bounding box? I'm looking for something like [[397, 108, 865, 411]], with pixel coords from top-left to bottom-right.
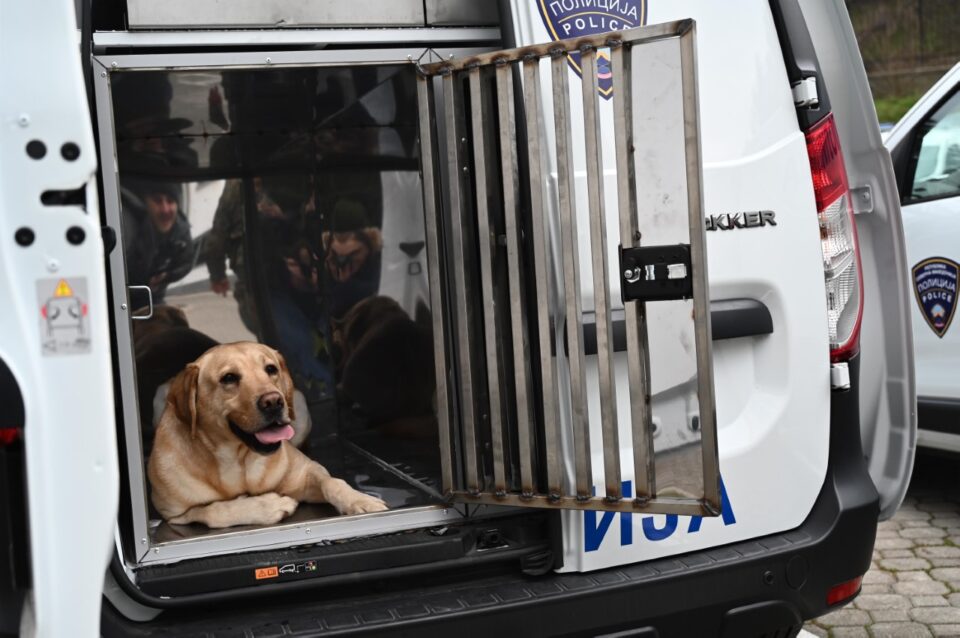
[[792, 76, 819, 108]]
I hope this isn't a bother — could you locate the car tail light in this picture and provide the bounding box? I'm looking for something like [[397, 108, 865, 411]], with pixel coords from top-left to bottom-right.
[[805, 114, 864, 363], [826, 575, 863, 606]]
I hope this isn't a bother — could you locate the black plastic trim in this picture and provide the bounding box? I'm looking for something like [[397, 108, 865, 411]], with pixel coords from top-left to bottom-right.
[[0, 359, 25, 432], [918, 397, 960, 436], [768, 0, 832, 131], [710, 298, 775, 341], [0, 442, 29, 635], [109, 512, 557, 608], [579, 298, 773, 355], [102, 356, 878, 637], [134, 515, 553, 599], [0, 358, 28, 633]]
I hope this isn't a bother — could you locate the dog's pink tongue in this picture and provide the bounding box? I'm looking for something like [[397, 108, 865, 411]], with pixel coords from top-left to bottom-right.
[[255, 424, 295, 444]]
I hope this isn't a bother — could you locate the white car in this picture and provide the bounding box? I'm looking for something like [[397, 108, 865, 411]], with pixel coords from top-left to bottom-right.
[[885, 63, 960, 452]]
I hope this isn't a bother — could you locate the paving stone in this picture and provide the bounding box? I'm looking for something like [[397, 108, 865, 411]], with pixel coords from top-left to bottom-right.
[[800, 624, 828, 638], [905, 519, 940, 528], [817, 608, 871, 626], [912, 607, 960, 623], [922, 547, 960, 559], [854, 594, 912, 610], [897, 509, 934, 521], [881, 558, 933, 571], [932, 568, 960, 581], [873, 550, 883, 561], [861, 584, 893, 595], [931, 559, 960, 568], [895, 581, 951, 595], [947, 593, 960, 606], [865, 569, 897, 584], [884, 549, 920, 559], [914, 595, 951, 607], [879, 520, 903, 531], [902, 527, 949, 539], [920, 503, 959, 513], [931, 625, 960, 637], [919, 538, 952, 547], [876, 529, 902, 539], [900, 571, 935, 582], [877, 537, 916, 550], [870, 609, 911, 622], [870, 622, 933, 637], [830, 627, 868, 638]]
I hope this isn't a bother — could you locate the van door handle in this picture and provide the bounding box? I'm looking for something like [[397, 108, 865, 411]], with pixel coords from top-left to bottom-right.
[[127, 285, 154, 320], [578, 298, 773, 355]]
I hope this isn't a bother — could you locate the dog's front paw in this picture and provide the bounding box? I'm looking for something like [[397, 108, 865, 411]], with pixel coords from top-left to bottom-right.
[[256, 492, 299, 524], [341, 492, 388, 515]]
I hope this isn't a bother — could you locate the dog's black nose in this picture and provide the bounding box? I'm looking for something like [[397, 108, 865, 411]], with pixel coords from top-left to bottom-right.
[[258, 392, 284, 414]]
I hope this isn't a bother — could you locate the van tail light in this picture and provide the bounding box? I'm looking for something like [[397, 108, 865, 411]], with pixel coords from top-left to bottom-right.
[[805, 113, 864, 363], [826, 575, 863, 606]]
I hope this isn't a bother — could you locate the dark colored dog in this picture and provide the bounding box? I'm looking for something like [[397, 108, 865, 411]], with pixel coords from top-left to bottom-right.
[[334, 296, 435, 435]]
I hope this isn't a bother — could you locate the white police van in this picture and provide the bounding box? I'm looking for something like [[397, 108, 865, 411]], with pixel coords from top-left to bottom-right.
[[0, 0, 916, 636], [884, 63, 960, 454]]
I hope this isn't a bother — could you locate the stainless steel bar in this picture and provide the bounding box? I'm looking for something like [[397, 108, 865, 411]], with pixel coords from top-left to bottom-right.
[[443, 70, 481, 494], [581, 45, 621, 501], [469, 66, 506, 495], [419, 20, 691, 76], [551, 52, 592, 500], [497, 61, 537, 496], [416, 74, 454, 494], [523, 56, 562, 497], [679, 24, 721, 509], [611, 42, 656, 501], [453, 492, 711, 516]]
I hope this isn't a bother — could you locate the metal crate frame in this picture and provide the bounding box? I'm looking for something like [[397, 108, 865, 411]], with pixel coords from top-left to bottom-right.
[[418, 19, 721, 517]]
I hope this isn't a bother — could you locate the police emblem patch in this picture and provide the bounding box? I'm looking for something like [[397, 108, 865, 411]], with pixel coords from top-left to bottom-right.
[[538, 0, 648, 99], [913, 257, 959, 338]]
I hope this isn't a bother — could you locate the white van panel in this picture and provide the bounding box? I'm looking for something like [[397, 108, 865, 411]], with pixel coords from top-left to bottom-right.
[[506, 0, 830, 570]]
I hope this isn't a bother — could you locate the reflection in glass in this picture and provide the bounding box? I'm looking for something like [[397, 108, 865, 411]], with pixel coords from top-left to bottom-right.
[[111, 64, 440, 539]]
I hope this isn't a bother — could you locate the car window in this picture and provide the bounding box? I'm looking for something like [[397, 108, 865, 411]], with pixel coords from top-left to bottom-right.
[[907, 90, 960, 203]]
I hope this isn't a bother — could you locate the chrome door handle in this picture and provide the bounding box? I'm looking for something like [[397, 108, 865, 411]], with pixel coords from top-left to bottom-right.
[[127, 285, 153, 320]]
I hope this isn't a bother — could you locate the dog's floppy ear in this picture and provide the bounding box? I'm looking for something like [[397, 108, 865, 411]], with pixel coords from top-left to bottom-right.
[[167, 363, 200, 438], [273, 349, 296, 422]]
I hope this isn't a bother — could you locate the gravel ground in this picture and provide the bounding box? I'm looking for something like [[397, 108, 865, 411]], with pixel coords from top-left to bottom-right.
[[803, 451, 960, 638]]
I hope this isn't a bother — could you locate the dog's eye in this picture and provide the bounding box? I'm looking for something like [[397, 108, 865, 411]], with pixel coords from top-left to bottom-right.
[[265, 364, 279, 376], [219, 372, 240, 385]]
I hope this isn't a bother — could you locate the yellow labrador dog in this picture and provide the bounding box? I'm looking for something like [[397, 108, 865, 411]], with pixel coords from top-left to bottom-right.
[[147, 342, 387, 528]]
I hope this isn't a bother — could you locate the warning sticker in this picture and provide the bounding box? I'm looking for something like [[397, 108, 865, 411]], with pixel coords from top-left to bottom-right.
[[36, 278, 91, 356], [254, 566, 279, 580]]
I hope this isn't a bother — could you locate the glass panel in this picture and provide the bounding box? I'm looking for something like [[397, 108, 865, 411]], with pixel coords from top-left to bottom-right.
[[110, 65, 441, 540], [910, 90, 960, 202]]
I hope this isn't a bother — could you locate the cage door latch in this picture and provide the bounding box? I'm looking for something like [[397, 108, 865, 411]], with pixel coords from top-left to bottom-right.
[[619, 244, 693, 303]]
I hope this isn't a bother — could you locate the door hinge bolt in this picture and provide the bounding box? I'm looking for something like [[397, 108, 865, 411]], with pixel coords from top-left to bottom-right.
[[17, 114, 30, 127]]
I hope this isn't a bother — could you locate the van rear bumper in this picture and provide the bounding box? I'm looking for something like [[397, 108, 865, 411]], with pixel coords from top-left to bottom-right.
[[102, 358, 877, 637]]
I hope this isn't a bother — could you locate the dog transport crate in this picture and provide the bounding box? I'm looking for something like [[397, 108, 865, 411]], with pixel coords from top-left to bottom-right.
[[95, 18, 718, 596]]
